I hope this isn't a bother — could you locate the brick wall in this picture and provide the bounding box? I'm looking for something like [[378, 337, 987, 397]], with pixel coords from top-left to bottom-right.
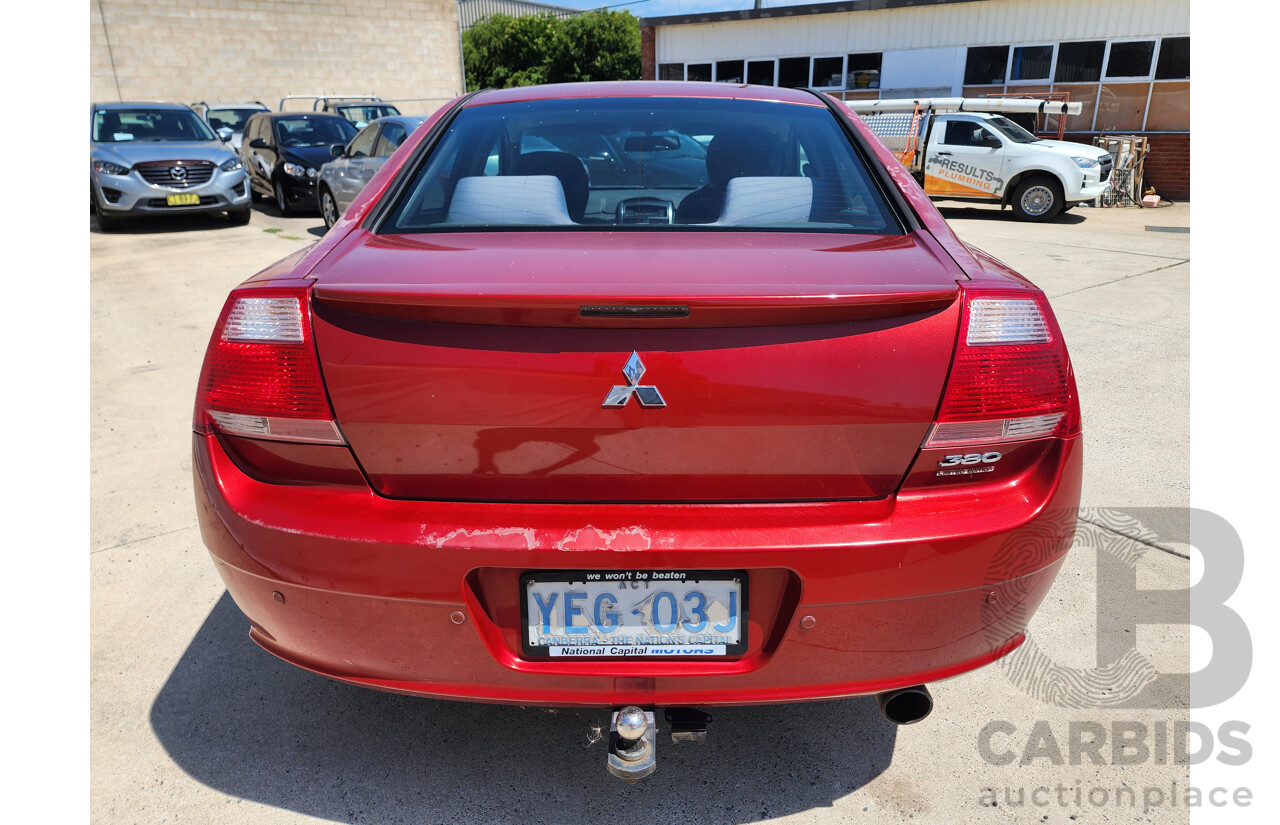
[[1139, 134, 1190, 202], [90, 0, 463, 116], [1046, 132, 1190, 201], [641, 25, 656, 81]]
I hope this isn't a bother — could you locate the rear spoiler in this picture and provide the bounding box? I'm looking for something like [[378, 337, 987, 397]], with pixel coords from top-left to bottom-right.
[[310, 283, 960, 327]]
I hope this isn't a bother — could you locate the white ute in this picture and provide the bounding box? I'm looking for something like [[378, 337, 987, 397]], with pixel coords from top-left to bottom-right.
[[848, 98, 1112, 221]]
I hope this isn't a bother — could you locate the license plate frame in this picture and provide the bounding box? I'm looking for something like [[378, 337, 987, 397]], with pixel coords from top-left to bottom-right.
[[166, 193, 201, 206], [520, 569, 749, 659]]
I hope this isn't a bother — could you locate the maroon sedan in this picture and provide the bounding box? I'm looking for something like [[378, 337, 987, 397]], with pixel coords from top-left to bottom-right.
[[193, 82, 1080, 779]]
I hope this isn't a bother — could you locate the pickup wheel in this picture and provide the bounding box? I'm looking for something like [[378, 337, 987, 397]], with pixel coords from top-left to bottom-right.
[[1011, 176, 1063, 222]]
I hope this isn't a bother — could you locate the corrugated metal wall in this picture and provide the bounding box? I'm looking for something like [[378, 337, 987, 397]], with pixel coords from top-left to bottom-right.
[[459, 0, 581, 29], [654, 0, 1189, 63]]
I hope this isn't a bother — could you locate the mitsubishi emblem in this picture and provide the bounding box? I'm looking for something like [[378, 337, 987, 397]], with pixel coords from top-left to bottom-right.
[[602, 351, 666, 409]]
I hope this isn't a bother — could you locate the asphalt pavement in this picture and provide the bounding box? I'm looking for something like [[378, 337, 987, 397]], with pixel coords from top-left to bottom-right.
[[91, 199, 1192, 824]]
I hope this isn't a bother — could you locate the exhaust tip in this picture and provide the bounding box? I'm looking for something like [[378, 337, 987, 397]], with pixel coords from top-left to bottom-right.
[[875, 685, 933, 725]]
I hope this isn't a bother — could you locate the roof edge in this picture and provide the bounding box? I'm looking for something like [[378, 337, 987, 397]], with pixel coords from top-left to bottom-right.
[[641, 0, 989, 28]]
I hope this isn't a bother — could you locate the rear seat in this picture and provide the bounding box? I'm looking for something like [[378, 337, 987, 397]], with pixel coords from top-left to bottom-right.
[[443, 176, 575, 226], [714, 177, 814, 225]]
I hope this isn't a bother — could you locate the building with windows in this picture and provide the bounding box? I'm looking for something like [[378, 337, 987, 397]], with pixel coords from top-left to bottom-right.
[[640, 0, 1190, 198]]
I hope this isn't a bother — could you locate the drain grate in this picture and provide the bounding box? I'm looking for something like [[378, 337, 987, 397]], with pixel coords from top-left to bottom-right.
[[1145, 226, 1190, 233]]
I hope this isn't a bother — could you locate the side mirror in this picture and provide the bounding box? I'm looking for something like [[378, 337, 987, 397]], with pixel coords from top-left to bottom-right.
[[331, 143, 345, 158], [249, 138, 268, 150], [216, 127, 234, 142], [981, 134, 1002, 149]]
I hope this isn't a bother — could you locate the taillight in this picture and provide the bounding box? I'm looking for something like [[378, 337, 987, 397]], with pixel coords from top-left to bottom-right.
[[925, 286, 1079, 448], [193, 287, 345, 445]]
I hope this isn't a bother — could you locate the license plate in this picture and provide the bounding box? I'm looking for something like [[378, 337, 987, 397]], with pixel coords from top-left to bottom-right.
[[166, 193, 200, 206], [521, 570, 748, 658]]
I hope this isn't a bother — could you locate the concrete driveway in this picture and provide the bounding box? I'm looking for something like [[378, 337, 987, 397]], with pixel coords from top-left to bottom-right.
[[91, 200, 1191, 824]]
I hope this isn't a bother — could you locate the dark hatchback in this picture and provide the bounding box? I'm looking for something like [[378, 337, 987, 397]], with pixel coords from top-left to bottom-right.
[[240, 113, 356, 215]]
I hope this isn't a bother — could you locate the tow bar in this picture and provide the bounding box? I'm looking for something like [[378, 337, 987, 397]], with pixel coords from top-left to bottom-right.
[[607, 706, 713, 781], [607, 706, 656, 781]]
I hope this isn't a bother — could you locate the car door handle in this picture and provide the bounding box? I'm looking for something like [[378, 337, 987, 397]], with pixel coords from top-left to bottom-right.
[[936, 151, 953, 156]]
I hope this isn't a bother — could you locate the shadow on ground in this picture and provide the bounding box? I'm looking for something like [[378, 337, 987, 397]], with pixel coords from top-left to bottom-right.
[[89, 203, 326, 235], [937, 205, 1088, 224], [152, 593, 896, 824], [88, 212, 246, 235]]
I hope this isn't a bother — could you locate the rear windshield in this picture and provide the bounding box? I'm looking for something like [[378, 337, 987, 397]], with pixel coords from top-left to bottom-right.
[[336, 104, 401, 126], [206, 108, 264, 132], [380, 97, 902, 234], [92, 108, 215, 143]]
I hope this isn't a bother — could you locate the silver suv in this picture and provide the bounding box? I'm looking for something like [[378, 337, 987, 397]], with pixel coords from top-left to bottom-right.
[[90, 102, 252, 231]]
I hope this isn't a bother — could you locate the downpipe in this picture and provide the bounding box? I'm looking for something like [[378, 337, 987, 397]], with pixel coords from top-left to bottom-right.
[[875, 684, 933, 725]]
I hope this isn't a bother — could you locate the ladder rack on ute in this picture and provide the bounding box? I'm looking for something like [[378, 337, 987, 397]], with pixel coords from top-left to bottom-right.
[[848, 97, 1084, 167]]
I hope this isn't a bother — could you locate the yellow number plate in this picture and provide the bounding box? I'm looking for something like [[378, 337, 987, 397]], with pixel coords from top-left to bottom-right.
[[166, 193, 200, 206]]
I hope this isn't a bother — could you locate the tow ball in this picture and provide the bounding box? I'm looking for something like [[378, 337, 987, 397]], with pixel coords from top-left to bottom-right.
[[607, 706, 656, 782], [607, 706, 713, 781]]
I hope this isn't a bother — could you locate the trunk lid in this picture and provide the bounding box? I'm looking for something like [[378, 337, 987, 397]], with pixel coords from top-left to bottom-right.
[[309, 230, 964, 503]]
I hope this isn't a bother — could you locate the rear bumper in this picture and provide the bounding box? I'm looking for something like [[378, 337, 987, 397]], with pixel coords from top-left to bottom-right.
[[194, 432, 1082, 707]]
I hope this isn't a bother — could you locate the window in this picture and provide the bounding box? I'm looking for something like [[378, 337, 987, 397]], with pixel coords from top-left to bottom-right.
[[275, 116, 358, 148], [942, 121, 989, 147], [965, 46, 1010, 85], [659, 63, 684, 81], [245, 117, 264, 143], [687, 63, 712, 82], [1054, 41, 1105, 83], [92, 108, 216, 143], [716, 60, 745, 84], [206, 108, 262, 132], [1146, 81, 1190, 131], [380, 96, 902, 234], [1106, 40, 1155, 78], [779, 57, 810, 88], [334, 105, 399, 126], [846, 53, 881, 89], [747, 60, 775, 86], [347, 125, 379, 158], [812, 56, 844, 88], [1010, 45, 1053, 81], [1155, 37, 1190, 79], [985, 116, 1039, 144], [1045, 83, 1099, 132], [374, 122, 409, 157], [1096, 83, 1150, 131]]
